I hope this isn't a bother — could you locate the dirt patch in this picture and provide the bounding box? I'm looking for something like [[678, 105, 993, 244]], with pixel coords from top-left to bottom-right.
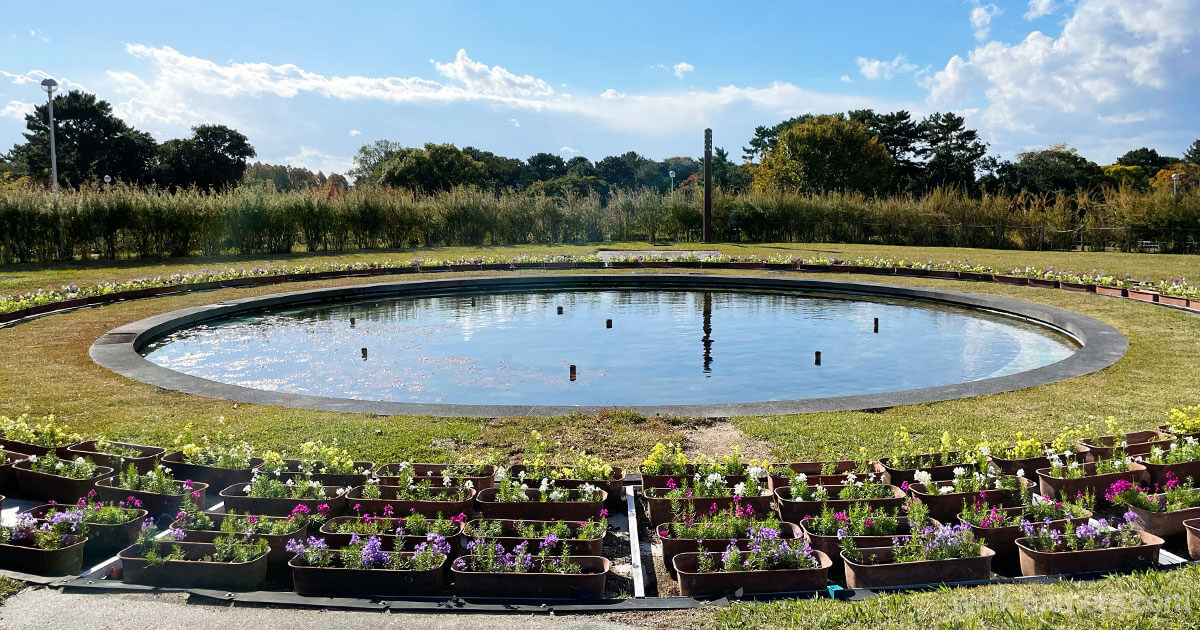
[[682, 420, 772, 461]]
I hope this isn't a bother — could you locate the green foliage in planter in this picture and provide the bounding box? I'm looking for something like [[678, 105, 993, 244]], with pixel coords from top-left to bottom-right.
[[28, 453, 100, 479], [1167, 407, 1200, 436], [244, 473, 324, 499], [0, 413, 81, 447], [331, 512, 463, 537], [518, 430, 615, 481], [806, 503, 903, 537], [210, 534, 270, 563], [220, 512, 305, 537], [1020, 514, 1142, 552], [172, 422, 256, 469], [111, 463, 183, 495], [658, 500, 770, 540], [493, 478, 602, 503], [1106, 476, 1200, 513], [1147, 437, 1200, 464], [959, 493, 1090, 528]]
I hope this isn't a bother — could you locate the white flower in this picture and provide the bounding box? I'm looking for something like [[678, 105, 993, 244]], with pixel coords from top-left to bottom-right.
[[367, 477, 379, 485], [867, 472, 877, 482], [55, 462, 64, 470], [442, 475, 452, 487], [27, 455, 38, 463], [517, 470, 527, 482], [539, 478, 551, 493], [733, 482, 747, 496], [73, 457, 85, 466], [844, 472, 857, 485], [464, 480, 474, 490], [310, 481, 322, 489], [705, 472, 724, 486], [495, 467, 507, 481], [1016, 468, 1025, 478], [285, 478, 294, 487], [913, 470, 933, 486], [978, 445, 991, 457], [937, 485, 953, 495], [336, 487, 347, 495], [795, 473, 808, 485], [242, 485, 252, 493], [952, 467, 966, 478], [1067, 461, 1080, 471], [747, 466, 766, 480], [1031, 493, 1046, 505]]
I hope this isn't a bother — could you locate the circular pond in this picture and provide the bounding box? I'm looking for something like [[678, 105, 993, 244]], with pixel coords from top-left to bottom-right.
[[91, 275, 1127, 416], [141, 288, 1077, 407]]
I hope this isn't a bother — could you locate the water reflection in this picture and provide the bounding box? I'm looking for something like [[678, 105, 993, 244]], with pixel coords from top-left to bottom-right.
[[142, 289, 1079, 406]]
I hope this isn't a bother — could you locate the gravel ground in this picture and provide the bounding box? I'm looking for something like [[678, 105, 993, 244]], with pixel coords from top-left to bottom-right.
[[0, 588, 637, 630]]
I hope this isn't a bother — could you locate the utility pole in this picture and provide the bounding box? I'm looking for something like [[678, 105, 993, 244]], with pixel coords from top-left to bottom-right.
[[41, 78, 59, 193], [703, 128, 712, 243]]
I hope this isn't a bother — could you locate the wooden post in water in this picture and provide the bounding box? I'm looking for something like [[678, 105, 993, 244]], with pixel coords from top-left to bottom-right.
[[569, 365, 577, 381], [814, 351, 821, 366]]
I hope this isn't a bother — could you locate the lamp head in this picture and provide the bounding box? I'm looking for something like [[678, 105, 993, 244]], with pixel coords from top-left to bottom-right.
[[40, 78, 58, 94]]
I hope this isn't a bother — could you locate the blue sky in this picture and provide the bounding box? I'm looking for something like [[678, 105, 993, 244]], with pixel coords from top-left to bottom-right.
[[2, 0, 1197, 176]]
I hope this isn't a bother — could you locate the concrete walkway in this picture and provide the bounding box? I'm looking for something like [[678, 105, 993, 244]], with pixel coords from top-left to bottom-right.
[[0, 588, 637, 630]]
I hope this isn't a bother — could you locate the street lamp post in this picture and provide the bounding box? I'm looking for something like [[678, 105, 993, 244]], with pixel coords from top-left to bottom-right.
[[40, 78, 59, 193], [668, 170, 675, 190], [1173, 173, 1181, 197]]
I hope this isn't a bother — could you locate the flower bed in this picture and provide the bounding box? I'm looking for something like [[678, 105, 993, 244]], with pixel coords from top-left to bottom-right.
[[643, 469, 771, 526], [26, 494, 147, 556], [13, 455, 114, 503], [287, 534, 449, 596], [1107, 476, 1200, 537], [1036, 455, 1146, 502], [768, 459, 869, 488], [672, 527, 832, 596], [451, 538, 610, 599], [62, 439, 165, 474], [320, 513, 465, 554], [775, 475, 906, 522], [346, 483, 475, 518], [465, 517, 606, 557], [0, 413, 82, 457], [172, 502, 310, 565], [841, 522, 995, 588], [656, 500, 789, 567], [119, 531, 270, 591], [907, 467, 1027, 521], [477, 481, 606, 521], [0, 506, 89, 576], [94, 464, 207, 517], [1014, 514, 1162, 576], [160, 425, 261, 489], [375, 461, 497, 490], [639, 443, 753, 489], [799, 503, 919, 572], [219, 480, 346, 517], [956, 494, 1092, 559]]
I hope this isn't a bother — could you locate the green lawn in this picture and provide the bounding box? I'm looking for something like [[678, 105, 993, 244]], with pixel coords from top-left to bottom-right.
[[3, 241, 1198, 296], [1, 246, 1198, 628]]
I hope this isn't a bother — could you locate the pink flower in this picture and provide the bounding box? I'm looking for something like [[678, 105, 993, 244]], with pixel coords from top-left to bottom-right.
[[317, 504, 330, 517], [599, 509, 609, 518], [666, 478, 677, 490]]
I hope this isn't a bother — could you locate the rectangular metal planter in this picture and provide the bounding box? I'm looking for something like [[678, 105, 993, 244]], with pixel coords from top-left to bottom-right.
[[775, 485, 906, 522], [63, 440, 165, 474], [290, 552, 445, 596], [119, 542, 269, 591], [26, 504, 147, 557], [319, 516, 463, 552], [172, 513, 307, 565], [375, 462, 496, 490], [13, 461, 114, 504], [345, 485, 475, 519], [218, 484, 347, 517], [451, 556, 610, 599], [842, 545, 995, 589], [0, 537, 88, 576], [661, 522, 802, 569], [462, 518, 602, 556], [476, 488, 606, 522], [94, 478, 207, 518], [1015, 531, 1162, 576], [642, 492, 772, 529], [159, 451, 262, 490], [672, 550, 831, 596]]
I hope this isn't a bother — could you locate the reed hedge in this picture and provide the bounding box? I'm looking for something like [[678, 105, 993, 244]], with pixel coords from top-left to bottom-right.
[[1, 185, 1197, 263]]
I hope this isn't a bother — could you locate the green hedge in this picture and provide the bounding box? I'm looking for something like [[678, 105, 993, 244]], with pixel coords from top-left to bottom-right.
[[1, 185, 1197, 263]]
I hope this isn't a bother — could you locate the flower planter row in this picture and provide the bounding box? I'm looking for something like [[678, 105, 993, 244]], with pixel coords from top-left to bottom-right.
[[3, 259, 1195, 326]]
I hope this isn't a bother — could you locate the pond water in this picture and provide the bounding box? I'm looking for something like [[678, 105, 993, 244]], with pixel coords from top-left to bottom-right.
[[141, 289, 1078, 406]]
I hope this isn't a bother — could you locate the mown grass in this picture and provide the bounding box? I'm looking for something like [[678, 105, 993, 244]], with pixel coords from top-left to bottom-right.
[[701, 565, 1200, 629], [0, 577, 21, 602], [2, 241, 1198, 296]]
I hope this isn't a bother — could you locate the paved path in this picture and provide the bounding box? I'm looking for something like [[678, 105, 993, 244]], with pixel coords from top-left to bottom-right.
[[1, 588, 636, 630]]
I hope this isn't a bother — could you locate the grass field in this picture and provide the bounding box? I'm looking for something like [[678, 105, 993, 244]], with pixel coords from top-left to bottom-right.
[[1, 241, 1198, 628]]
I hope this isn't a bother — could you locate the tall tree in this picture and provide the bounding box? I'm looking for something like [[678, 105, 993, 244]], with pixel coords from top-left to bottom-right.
[[462, 146, 523, 192], [741, 114, 816, 162], [1116, 147, 1169, 178], [523, 152, 567, 185], [153, 125, 255, 191], [376, 143, 486, 193], [348, 139, 407, 184], [982, 144, 1107, 195], [751, 115, 892, 194], [8, 90, 156, 186], [596, 151, 651, 189], [1183, 139, 1200, 165], [917, 112, 988, 191], [565, 156, 596, 177]]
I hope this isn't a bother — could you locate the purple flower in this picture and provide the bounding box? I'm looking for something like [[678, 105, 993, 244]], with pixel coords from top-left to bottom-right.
[[359, 535, 388, 568], [540, 534, 560, 550], [167, 527, 186, 541]]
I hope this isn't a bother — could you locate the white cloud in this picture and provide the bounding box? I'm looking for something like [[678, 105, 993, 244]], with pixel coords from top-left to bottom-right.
[[840, 74, 852, 83], [0, 100, 32, 120], [560, 146, 579, 154], [1024, 0, 1057, 20], [28, 29, 49, 43], [281, 145, 354, 175], [81, 44, 914, 140], [923, 0, 1200, 161], [673, 62, 695, 79], [970, 3, 1002, 41], [348, 129, 361, 136], [856, 54, 918, 80], [509, 118, 520, 127]]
